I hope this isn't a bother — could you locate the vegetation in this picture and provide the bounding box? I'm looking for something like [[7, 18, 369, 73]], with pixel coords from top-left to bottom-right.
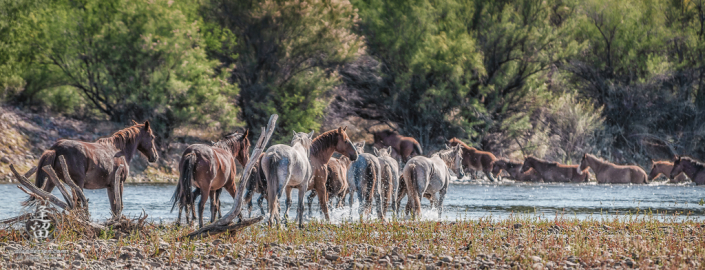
[[2, 0, 705, 165], [1, 215, 702, 268]]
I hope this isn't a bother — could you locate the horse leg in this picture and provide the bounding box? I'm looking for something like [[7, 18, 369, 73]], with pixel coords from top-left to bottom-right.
[[244, 186, 254, 218], [190, 188, 200, 224], [307, 191, 316, 216], [438, 182, 448, 219], [284, 186, 293, 222], [374, 178, 386, 221], [297, 182, 309, 228], [216, 188, 224, 219], [315, 170, 331, 221], [198, 187, 209, 228], [484, 168, 496, 182], [257, 194, 266, 216], [209, 190, 218, 223]]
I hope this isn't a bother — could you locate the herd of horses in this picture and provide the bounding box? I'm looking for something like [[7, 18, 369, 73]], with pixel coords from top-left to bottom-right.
[[25, 121, 705, 228]]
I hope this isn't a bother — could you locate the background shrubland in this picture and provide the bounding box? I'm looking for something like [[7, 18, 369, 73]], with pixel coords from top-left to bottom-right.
[[2, 0, 705, 170]]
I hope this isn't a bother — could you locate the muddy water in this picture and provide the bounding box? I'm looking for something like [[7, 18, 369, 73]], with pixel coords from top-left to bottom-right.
[[1, 181, 703, 223]]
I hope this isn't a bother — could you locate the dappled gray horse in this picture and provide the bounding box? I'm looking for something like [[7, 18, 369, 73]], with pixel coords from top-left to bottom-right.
[[261, 131, 314, 227], [346, 142, 386, 221], [374, 146, 400, 214], [402, 144, 464, 219]]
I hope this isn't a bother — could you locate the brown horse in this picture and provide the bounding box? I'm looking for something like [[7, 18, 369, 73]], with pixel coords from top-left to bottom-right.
[[447, 138, 496, 182], [172, 131, 250, 228], [670, 156, 705, 185], [521, 156, 589, 183], [648, 160, 688, 183], [372, 130, 423, 163], [492, 158, 542, 182], [578, 153, 647, 184], [244, 153, 267, 217], [306, 156, 350, 214], [306, 127, 359, 221], [33, 121, 158, 215]]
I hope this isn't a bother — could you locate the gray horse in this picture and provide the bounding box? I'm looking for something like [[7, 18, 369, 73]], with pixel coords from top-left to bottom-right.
[[374, 146, 400, 214], [346, 141, 386, 221], [402, 144, 464, 219], [261, 131, 314, 227]]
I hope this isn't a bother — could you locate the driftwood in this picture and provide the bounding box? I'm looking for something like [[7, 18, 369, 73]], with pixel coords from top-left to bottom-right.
[[58, 156, 88, 210], [9, 162, 106, 232], [183, 114, 278, 239]]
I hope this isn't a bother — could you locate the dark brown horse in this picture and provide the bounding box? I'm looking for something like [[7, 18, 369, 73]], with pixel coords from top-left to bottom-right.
[[373, 130, 423, 163], [492, 158, 542, 182], [306, 127, 359, 221], [578, 154, 646, 184], [33, 121, 158, 215], [670, 156, 705, 185], [521, 156, 589, 183], [649, 160, 688, 183], [447, 138, 496, 182], [172, 131, 250, 228]]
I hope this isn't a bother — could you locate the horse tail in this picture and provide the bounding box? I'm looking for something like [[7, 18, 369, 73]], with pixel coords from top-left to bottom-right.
[[405, 164, 422, 218], [268, 153, 288, 198], [364, 161, 377, 202], [26, 150, 57, 204], [412, 141, 423, 156], [171, 153, 196, 213]]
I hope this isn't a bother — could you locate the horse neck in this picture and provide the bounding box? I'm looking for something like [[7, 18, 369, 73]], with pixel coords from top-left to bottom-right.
[[292, 142, 310, 159], [682, 161, 700, 179], [310, 146, 336, 168], [585, 155, 607, 172], [100, 136, 139, 163]]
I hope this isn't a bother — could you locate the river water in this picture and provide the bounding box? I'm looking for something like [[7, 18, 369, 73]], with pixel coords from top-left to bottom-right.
[[1, 181, 703, 223]]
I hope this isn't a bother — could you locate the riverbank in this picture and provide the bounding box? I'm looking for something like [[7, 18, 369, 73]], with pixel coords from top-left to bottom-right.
[[1, 217, 703, 269]]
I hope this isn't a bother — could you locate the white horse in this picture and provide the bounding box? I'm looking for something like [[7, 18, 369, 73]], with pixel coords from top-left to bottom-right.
[[374, 146, 400, 214], [346, 141, 386, 221], [402, 144, 464, 219], [262, 131, 314, 227]]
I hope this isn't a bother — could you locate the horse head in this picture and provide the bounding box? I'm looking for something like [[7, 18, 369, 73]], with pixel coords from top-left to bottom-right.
[[373, 146, 392, 158], [520, 156, 533, 174], [334, 126, 358, 161], [440, 144, 464, 179], [291, 130, 315, 154], [236, 129, 251, 166], [136, 121, 159, 163], [670, 155, 683, 179], [578, 154, 589, 174]]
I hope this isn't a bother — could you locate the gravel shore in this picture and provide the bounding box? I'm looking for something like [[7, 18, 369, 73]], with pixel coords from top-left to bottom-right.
[[2, 218, 703, 269]]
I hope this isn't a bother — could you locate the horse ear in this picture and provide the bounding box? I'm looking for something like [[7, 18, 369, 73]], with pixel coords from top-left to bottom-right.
[[373, 147, 379, 156], [343, 126, 348, 131], [338, 127, 343, 133], [386, 146, 392, 154], [144, 120, 150, 130], [132, 120, 139, 126], [244, 129, 249, 138], [359, 141, 366, 149], [308, 130, 315, 138]]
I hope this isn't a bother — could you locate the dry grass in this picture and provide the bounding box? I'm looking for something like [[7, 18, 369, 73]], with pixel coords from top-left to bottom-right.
[[1, 213, 702, 268]]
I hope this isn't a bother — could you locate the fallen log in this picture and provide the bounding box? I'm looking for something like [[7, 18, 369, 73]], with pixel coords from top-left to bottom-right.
[[183, 114, 278, 239]]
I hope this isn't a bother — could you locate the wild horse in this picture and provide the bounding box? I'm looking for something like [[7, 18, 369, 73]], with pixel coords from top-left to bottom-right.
[[172, 131, 250, 228], [670, 156, 705, 185], [373, 130, 423, 163], [521, 156, 589, 183], [492, 158, 542, 182], [402, 144, 464, 219], [578, 153, 647, 184], [649, 160, 687, 183], [33, 121, 158, 215], [447, 138, 496, 182]]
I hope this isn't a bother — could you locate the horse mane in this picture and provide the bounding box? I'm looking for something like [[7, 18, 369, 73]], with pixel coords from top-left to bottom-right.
[[679, 156, 705, 169], [434, 147, 457, 161], [310, 129, 346, 160], [585, 153, 611, 164], [448, 138, 474, 150], [526, 155, 559, 166], [97, 124, 144, 149], [213, 132, 246, 152]]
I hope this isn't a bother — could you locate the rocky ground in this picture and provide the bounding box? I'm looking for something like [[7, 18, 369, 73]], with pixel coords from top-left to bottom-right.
[[1, 218, 703, 269]]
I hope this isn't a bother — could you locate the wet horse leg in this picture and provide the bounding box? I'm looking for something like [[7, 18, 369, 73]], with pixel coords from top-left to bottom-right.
[[284, 186, 293, 222], [315, 170, 331, 221], [297, 181, 309, 228], [307, 191, 316, 216], [257, 194, 266, 216], [215, 188, 223, 219], [209, 189, 218, 223], [438, 181, 448, 218]]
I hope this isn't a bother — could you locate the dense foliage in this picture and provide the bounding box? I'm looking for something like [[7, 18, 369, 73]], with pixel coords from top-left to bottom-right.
[[2, 0, 705, 164]]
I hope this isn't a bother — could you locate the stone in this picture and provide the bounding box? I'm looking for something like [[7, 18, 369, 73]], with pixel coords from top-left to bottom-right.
[[0, 156, 10, 164], [530, 256, 542, 262], [440, 256, 453, 263], [119, 253, 132, 260], [532, 262, 544, 270], [513, 223, 523, 229], [325, 253, 340, 261], [212, 239, 222, 245], [74, 253, 85, 261]]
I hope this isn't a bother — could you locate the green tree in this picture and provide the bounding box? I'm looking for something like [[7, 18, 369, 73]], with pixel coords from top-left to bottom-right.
[[201, 0, 363, 142], [23, 0, 238, 146]]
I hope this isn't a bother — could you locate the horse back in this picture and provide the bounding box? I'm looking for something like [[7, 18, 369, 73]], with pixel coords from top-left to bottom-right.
[[50, 139, 119, 188]]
